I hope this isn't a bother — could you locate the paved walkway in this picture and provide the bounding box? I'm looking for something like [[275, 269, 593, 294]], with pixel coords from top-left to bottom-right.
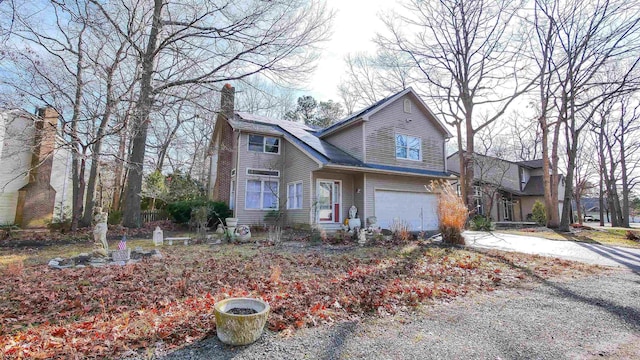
[[464, 231, 640, 272]]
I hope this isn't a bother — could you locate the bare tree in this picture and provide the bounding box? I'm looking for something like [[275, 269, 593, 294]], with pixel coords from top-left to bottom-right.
[[376, 0, 534, 209], [338, 51, 411, 112], [89, 0, 332, 227], [530, 0, 640, 230]]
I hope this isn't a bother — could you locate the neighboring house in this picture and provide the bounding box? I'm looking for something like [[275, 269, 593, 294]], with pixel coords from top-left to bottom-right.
[[207, 85, 454, 231], [446, 154, 566, 222], [0, 107, 72, 227], [574, 197, 638, 223]]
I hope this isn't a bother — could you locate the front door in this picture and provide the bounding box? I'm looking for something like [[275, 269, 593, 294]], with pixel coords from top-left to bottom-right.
[[317, 180, 341, 223]]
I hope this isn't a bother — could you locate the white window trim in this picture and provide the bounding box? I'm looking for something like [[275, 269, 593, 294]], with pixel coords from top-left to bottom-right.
[[246, 168, 280, 177], [286, 181, 303, 209], [247, 134, 280, 154], [245, 179, 280, 210], [395, 133, 422, 162]]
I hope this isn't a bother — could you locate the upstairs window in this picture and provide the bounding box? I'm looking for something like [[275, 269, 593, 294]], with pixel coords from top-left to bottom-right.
[[403, 98, 412, 113], [248, 134, 280, 154], [395, 134, 421, 161]]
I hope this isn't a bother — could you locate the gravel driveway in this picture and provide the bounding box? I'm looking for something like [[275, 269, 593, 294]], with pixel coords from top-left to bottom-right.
[[158, 270, 640, 360], [463, 231, 640, 272]]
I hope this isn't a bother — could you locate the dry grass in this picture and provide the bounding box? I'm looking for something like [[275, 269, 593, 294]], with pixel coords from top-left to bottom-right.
[[434, 180, 468, 245], [0, 237, 610, 359], [501, 227, 640, 249]]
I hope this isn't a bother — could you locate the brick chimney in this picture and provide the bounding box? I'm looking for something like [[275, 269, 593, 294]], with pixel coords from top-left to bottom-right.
[[211, 84, 235, 204], [15, 107, 59, 228]]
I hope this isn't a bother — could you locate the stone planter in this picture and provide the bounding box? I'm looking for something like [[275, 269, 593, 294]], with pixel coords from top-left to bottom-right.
[[214, 297, 269, 346], [225, 217, 238, 227]]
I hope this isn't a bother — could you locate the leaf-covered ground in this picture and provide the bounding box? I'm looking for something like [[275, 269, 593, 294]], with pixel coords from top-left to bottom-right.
[[0, 241, 607, 359]]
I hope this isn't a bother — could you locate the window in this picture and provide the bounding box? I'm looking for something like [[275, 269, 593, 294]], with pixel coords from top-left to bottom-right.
[[245, 179, 279, 210], [248, 134, 280, 154], [403, 98, 412, 113], [247, 168, 280, 177], [395, 134, 421, 161], [287, 182, 303, 209], [231, 168, 236, 177]]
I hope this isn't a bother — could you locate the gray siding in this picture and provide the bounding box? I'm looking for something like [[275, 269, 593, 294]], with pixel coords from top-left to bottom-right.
[[364, 173, 437, 223], [283, 141, 320, 225], [364, 94, 446, 171], [353, 173, 364, 224], [234, 132, 284, 225], [323, 123, 364, 161]]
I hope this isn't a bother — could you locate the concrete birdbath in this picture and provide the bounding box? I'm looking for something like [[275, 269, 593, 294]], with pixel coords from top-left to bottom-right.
[[214, 297, 270, 346]]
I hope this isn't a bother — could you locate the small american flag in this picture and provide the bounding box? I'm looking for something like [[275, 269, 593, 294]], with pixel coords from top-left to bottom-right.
[[118, 235, 127, 250]]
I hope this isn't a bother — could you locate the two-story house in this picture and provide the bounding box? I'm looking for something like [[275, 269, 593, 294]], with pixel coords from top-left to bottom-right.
[[207, 85, 454, 231], [447, 154, 566, 222]]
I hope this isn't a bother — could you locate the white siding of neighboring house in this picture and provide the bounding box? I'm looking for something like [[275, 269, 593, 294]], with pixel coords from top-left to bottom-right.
[[0, 111, 73, 224], [0, 112, 33, 224]]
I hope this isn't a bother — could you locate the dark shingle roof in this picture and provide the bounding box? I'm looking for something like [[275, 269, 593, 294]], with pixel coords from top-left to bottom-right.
[[522, 176, 544, 195], [234, 112, 364, 167], [517, 159, 544, 169], [232, 112, 452, 177]]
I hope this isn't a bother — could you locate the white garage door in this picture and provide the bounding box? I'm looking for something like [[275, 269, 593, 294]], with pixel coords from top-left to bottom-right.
[[374, 190, 439, 231]]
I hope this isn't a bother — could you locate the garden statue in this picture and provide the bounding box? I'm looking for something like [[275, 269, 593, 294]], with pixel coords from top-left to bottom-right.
[[235, 225, 252, 242], [358, 228, 367, 246], [366, 216, 381, 235], [216, 224, 225, 234], [92, 208, 109, 257], [348, 205, 361, 231]]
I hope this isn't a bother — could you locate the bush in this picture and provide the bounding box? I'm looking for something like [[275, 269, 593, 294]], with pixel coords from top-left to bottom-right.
[[470, 215, 492, 231], [166, 199, 231, 227], [532, 200, 546, 225], [434, 180, 468, 245], [108, 210, 123, 225]]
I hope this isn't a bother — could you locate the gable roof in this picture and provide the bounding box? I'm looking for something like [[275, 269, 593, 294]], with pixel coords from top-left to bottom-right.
[[317, 87, 453, 138], [230, 112, 452, 178]]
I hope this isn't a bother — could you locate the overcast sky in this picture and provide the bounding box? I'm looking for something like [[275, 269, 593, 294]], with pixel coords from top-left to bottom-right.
[[306, 0, 394, 101]]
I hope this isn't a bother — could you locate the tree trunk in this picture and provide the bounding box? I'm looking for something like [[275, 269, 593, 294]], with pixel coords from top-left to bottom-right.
[[81, 67, 117, 226], [456, 122, 466, 204], [70, 28, 87, 231], [619, 116, 630, 228], [122, 0, 163, 228]]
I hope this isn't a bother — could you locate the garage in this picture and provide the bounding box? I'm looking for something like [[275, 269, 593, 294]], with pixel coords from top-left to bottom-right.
[[374, 190, 439, 231]]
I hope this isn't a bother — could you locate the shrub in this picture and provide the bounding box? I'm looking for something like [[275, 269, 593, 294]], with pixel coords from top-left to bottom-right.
[[470, 215, 492, 231], [532, 200, 547, 225], [108, 210, 123, 225], [166, 199, 231, 227], [390, 219, 412, 241], [434, 180, 468, 245], [264, 210, 283, 226]]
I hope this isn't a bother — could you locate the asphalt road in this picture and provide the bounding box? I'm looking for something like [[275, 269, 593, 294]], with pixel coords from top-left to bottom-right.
[[463, 231, 640, 273]]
